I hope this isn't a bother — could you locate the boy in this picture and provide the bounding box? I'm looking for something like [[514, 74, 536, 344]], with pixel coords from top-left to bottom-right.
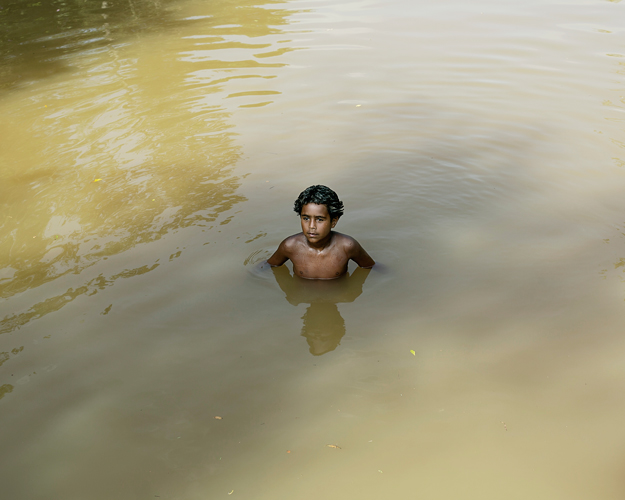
[[267, 185, 375, 279]]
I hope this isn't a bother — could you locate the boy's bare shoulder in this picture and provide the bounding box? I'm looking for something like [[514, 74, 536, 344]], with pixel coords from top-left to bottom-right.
[[280, 232, 306, 250], [267, 233, 305, 267], [331, 231, 359, 249], [332, 231, 375, 268]]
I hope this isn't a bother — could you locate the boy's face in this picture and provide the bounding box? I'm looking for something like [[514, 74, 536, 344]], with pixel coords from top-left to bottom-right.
[[300, 203, 338, 244]]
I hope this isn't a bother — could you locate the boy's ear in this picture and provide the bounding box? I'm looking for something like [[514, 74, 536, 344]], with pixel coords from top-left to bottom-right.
[[331, 217, 339, 228]]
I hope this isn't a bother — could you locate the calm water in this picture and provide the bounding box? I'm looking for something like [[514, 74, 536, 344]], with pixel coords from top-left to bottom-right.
[[2, 0, 625, 497]]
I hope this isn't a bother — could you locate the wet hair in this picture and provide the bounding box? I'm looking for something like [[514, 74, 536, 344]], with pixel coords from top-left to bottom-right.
[[293, 185, 344, 220]]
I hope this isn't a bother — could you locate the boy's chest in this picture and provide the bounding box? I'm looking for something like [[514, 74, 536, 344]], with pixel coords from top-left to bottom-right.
[[290, 247, 349, 279]]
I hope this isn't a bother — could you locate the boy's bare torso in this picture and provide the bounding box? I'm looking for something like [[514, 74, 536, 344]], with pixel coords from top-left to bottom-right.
[[279, 231, 360, 280]]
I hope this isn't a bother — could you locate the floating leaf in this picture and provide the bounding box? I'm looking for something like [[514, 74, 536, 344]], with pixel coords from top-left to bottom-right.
[[326, 444, 341, 449], [93, 179, 102, 182], [228, 490, 234, 495], [214, 416, 223, 420], [410, 350, 415, 356]]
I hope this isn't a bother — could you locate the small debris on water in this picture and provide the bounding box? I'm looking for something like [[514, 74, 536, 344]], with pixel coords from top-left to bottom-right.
[[214, 416, 223, 420], [501, 421, 507, 431], [326, 444, 341, 449], [93, 179, 102, 182], [410, 349, 415, 356], [228, 490, 234, 495]]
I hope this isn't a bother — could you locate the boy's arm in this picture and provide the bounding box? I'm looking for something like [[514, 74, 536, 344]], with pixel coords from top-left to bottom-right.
[[267, 239, 291, 267], [347, 238, 375, 268]]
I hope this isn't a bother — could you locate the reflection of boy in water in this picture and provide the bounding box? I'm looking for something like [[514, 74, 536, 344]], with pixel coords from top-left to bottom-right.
[[267, 185, 375, 279], [301, 303, 345, 356], [272, 265, 370, 355]]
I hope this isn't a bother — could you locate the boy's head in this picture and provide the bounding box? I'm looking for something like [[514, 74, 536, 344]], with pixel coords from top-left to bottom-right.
[[293, 185, 344, 220]]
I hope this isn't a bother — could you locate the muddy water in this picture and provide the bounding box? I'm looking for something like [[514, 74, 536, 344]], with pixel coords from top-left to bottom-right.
[[2, 0, 625, 497]]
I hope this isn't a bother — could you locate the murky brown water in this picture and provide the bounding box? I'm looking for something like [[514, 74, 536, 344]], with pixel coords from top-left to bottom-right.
[[2, 0, 625, 497]]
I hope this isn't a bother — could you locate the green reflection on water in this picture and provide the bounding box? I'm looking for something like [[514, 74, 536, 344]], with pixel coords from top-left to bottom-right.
[[0, 0, 180, 91], [0, 0, 296, 90]]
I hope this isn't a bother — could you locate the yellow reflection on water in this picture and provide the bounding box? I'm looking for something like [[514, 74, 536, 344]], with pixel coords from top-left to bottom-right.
[[0, 0, 299, 333]]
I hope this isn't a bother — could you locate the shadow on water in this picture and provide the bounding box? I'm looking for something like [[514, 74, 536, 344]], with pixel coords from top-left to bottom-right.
[[0, 0, 299, 334], [271, 265, 371, 355]]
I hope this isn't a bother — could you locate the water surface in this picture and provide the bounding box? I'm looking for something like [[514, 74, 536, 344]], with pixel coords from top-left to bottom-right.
[[2, 0, 625, 498]]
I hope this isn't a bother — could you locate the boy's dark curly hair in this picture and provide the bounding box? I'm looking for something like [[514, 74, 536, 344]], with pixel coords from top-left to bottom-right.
[[293, 185, 344, 220]]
